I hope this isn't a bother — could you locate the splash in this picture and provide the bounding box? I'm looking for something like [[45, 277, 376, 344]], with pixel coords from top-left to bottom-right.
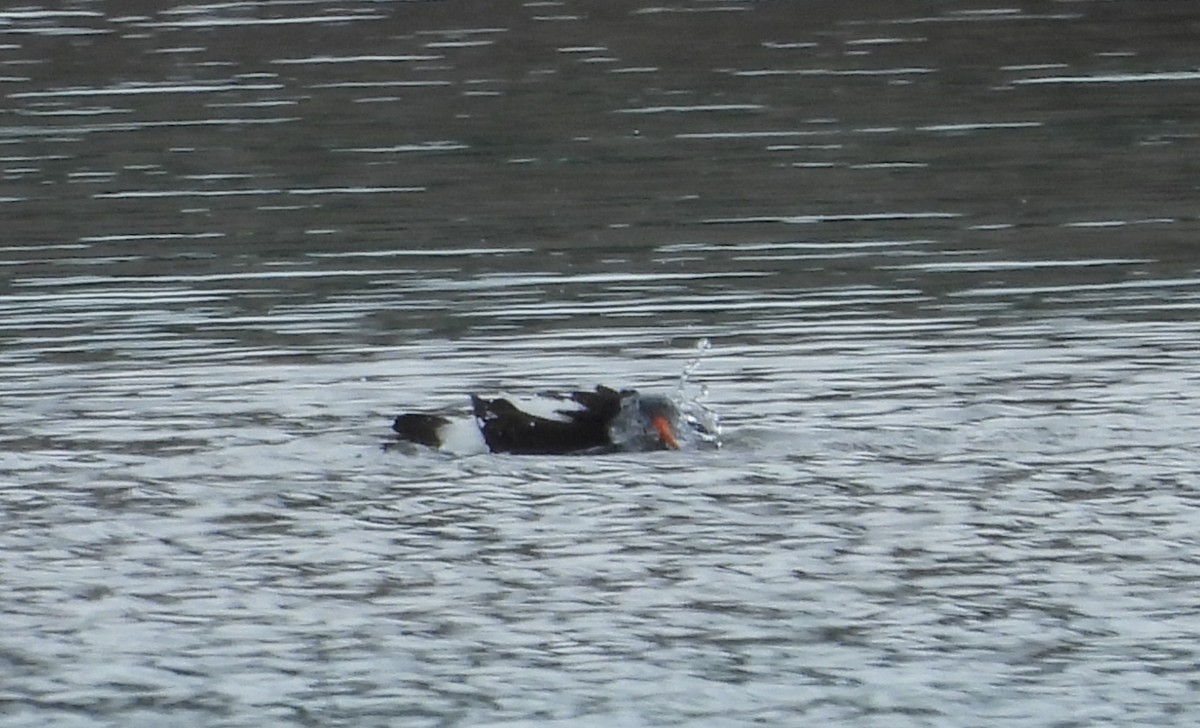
[[675, 337, 722, 448]]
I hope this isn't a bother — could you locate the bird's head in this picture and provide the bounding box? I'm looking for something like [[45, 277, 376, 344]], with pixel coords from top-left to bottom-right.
[[610, 393, 682, 451]]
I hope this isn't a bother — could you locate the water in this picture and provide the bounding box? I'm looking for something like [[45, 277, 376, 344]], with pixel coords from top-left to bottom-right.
[[3, 1, 1200, 725]]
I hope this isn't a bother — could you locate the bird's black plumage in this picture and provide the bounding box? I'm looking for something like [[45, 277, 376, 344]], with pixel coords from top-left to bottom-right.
[[391, 385, 689, 454], [470, 386, 624, 454]]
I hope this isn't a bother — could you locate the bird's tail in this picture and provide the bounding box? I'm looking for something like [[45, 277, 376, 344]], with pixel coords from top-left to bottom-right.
[[392, 414, 450, 447]]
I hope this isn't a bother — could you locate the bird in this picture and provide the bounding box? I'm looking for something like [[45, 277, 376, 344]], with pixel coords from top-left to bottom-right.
[[391, 385, 695, 455]]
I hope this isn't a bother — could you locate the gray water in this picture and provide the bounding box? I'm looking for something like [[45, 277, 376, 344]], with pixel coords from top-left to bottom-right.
[[4, 1, 1200, 726]]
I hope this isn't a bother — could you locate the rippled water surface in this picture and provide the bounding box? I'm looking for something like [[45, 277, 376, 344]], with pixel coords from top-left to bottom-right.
[[4, 1, 1200, 726]]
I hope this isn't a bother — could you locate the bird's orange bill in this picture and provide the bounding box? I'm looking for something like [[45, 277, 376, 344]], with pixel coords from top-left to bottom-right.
[[652, 415, 680, 449]]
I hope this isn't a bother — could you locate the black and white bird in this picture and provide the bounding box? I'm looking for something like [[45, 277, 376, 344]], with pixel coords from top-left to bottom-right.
[[391, 385, 697, 455]]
